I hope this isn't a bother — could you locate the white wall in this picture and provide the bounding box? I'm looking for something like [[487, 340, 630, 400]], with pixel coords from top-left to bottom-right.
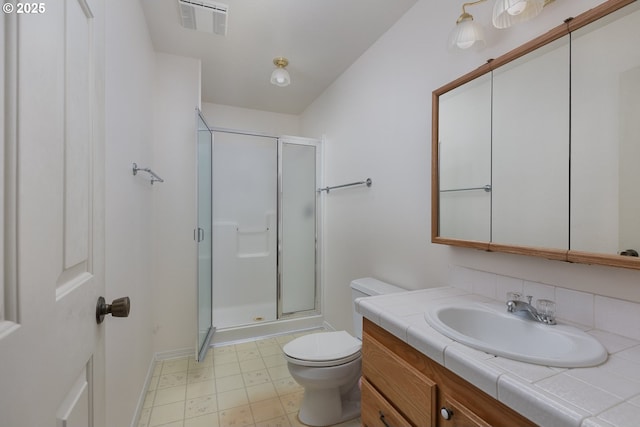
[[201, 102, 300, 136], [301, 0, 640, 334], [104, 1, 156, 426], [151, 53, 202, 354]]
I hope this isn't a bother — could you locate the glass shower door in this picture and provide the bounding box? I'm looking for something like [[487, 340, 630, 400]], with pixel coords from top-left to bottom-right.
[[196, 111, 214, 362], [279, 138, 319, 315], [211, 132, 278, 328]]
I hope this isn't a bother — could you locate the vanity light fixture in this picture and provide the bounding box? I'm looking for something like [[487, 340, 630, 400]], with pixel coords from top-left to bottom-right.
[[493, 0, 554, 29], [448, 0, 488, 51], [270, 57, 291, 87], [449, 0, 556, 50]]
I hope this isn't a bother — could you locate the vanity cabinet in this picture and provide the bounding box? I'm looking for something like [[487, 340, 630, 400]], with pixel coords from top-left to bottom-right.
[[361, 319, 537, 427]]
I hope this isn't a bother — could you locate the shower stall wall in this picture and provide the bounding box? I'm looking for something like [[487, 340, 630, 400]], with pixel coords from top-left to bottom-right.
[[209, 129, 321, 331]]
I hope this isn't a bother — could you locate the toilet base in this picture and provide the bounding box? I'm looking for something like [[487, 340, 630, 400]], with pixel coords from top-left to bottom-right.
[[298, 382, 361, 427]]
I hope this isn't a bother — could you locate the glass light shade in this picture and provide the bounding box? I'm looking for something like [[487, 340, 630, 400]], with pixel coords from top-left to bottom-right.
[[492, 0, 545, 29], [270, 67, 291, 87], [448, 19, 485, 50]]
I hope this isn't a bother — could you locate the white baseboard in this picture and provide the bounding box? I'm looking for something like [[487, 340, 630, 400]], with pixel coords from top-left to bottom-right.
[[129, 354, 158, 427]]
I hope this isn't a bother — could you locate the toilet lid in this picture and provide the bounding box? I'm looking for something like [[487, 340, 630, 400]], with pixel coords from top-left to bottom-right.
[[283, 331, 362, 362]]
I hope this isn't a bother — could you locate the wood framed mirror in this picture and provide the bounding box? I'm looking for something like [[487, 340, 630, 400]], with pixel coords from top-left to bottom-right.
[[432, 0, 640, 270]]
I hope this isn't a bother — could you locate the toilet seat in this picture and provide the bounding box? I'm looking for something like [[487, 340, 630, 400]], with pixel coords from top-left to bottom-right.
[[283, 331, 362, 367]]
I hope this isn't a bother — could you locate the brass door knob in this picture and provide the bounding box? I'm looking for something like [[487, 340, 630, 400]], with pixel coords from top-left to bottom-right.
[[96, 296, 130, 324]]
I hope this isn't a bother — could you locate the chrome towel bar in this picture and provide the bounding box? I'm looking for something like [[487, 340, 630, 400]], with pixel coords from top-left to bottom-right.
[[318, 178, 372, 194], [132, 163, 164, 185], [440, 184, 491, 193]]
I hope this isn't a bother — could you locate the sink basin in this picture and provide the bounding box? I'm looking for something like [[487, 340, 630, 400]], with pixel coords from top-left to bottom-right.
[[424, 302, 607, 367]]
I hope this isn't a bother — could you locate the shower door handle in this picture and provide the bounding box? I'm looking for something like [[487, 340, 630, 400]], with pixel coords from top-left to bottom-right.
[[194, 227, 205, 242]]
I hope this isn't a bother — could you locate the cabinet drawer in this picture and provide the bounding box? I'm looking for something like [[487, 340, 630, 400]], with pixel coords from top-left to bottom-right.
[[362, 379, 414, 427], [363, 332, 436, 426], [438, 394, 491, 427]]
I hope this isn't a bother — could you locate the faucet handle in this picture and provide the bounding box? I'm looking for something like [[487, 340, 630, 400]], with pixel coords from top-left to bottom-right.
[[526, 295, 533, 305], [506, 291, 522, 301], [536, 299, 556, 324]]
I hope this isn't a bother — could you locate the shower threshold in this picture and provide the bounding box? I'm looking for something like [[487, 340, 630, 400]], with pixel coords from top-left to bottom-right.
[[211, 314, 324, 346]]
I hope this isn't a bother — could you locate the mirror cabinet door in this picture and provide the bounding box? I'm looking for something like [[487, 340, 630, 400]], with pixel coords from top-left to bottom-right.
[[491, 35, 570, 249], [570, 2, 640, 256], [438, 74, 492, 242]]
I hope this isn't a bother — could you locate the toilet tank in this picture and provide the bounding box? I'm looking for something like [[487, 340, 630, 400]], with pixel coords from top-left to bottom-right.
[[350, 277, 406, 340]]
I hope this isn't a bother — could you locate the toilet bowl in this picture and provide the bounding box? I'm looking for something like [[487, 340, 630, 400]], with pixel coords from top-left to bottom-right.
[[282, 278, 406, 426], [283, 331, 362, 426]]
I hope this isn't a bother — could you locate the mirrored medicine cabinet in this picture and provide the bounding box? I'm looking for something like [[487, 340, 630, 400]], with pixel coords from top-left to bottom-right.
[[432, 0, 640, 270]]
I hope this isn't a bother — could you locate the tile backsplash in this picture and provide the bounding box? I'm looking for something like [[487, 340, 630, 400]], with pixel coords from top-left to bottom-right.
[[449, 266, 640, 341]]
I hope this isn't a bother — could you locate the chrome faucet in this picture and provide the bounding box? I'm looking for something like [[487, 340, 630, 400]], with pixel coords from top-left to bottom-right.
[[506, 295, 556, 325]]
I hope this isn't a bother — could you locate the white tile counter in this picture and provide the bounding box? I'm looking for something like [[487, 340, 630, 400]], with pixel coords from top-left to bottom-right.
[[356, 287, 640, 427]]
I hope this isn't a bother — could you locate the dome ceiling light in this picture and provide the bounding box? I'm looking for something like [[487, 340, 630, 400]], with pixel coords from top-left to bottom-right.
[[270, 57, 291, 87]]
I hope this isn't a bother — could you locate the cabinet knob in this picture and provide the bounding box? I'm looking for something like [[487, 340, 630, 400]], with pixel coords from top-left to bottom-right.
[[441, 407, 453, 420]]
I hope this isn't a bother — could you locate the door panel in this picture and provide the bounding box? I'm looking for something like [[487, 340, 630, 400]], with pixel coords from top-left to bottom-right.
[[63, 0, 92, 271], [279, 140, 318, 314], [0, 1, 106, 425], [56, 361, 92, 427], [212, 132, 278, 328]]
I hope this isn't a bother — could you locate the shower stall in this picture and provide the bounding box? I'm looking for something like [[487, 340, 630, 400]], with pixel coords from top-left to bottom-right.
[[195, 111, 321, 359]]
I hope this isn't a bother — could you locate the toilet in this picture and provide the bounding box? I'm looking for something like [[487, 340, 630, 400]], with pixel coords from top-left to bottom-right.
[[282, 278, 407, 426]]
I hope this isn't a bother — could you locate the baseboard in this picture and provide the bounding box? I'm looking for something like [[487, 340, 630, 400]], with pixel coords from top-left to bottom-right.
[[154, 347, 194, 361], [129, 354, 158, 427]]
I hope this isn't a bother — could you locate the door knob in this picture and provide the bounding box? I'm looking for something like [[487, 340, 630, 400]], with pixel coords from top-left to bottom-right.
[[96, 296, 130, 324]]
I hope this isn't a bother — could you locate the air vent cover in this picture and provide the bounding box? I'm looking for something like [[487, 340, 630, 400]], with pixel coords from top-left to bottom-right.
[[178, 0, 228, 36]]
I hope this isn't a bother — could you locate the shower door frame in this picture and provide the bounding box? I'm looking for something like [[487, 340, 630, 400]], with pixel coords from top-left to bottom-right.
[[208, 127, 322, 323]]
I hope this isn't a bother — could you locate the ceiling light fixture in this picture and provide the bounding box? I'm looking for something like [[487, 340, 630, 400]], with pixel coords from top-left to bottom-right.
[[448, 0, 488, 51], [270, 57, 291, 87]]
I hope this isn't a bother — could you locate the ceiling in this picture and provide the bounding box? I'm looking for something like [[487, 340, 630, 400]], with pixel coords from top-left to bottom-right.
[[140, 0, 418, 115]]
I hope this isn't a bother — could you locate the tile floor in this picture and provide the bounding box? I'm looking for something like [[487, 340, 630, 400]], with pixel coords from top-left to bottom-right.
[[137, 331, 362, 427]]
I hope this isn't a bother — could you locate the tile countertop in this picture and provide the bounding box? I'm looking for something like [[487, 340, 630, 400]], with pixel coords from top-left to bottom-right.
[[355, 287, 640, 427]]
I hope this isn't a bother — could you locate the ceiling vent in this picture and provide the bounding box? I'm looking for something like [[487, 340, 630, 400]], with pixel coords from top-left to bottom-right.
[[178, 0, 228, 36]]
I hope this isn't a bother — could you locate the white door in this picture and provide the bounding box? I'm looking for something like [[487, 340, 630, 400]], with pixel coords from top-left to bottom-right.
[[0, 1, 107, 426]]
